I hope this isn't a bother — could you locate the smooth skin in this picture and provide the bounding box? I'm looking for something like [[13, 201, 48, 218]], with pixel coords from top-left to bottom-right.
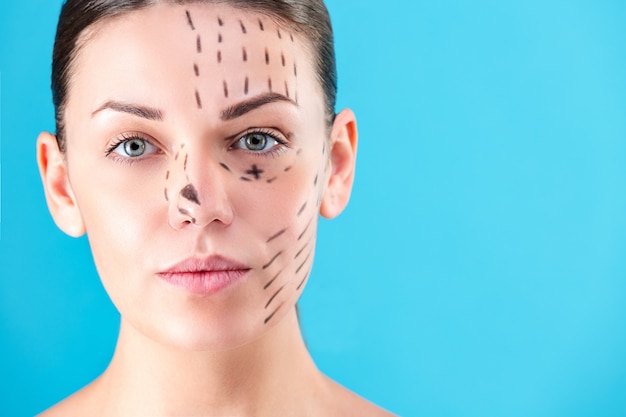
[[37, 3, 395, 417]]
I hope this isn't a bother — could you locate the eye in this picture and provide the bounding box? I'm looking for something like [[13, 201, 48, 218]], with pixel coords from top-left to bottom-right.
[[233, 131, 285, 154], [108, 136, 159, 158]]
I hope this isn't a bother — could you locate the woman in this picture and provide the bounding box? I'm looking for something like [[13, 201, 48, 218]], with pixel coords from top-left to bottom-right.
[[37, 0, 395, 415]]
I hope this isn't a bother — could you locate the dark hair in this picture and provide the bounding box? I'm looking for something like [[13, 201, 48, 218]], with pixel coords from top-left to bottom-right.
[[51, 0, 337, 152]]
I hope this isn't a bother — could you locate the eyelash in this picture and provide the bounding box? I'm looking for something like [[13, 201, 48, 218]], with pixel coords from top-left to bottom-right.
[[230, 128, 289, 158], [105, 132, 159, 165]]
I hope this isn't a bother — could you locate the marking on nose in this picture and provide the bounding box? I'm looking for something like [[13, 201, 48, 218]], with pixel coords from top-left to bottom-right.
[[181, 183, 201, 205]]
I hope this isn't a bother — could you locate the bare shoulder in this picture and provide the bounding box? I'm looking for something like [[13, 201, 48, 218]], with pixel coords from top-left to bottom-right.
[[323, 376, 398, 417], [36, 382, 100, 417]]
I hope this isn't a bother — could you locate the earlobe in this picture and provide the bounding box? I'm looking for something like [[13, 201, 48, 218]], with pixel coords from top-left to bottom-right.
[[320, 108, 358, 219], [36, 132, 86, 237]]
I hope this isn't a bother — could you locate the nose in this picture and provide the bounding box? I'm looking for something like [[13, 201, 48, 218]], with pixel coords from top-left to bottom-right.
[[167, 150, 234, 230]]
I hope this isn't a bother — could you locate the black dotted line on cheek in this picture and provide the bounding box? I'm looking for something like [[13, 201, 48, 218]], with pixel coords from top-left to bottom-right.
[[220, 162, 232, 173], [265, 285, 286, 309], [285, 81, 290, 99], [263, 251, 283, 270], [290, 33, 294, 42], [242, 47, 248, 62], [281, 52, 286, 67], [264, 270, 282, 290], [259, 19, 264, 31], [268, 78, 273, 93], [295, 250, 312, 274], [277, 28, 282, 39], [298, 217, 313, 241], [266, 177, 278, 184], [218, 17, 224, 26], [294, 62, 298, 77], [164, 188, 169, 202], [194, 64, 199, 77], [265, 48, 270, 65], [296, 270, 310, 291], [244, 76, 249, 95], [218, 33, 223, 43], [284, 165, 292, 172], [195, 90, 203, 109], [313, 174, 318, 186], [223, 80, 229, 98], [267, 228, 287, 243], [217, 50, 222, 64], [297, 201, 307, 217], [183, 153, 188, 171], [264, 302, 284, 325], [240, 20, 247, 34], [197, 35, 202, 53]]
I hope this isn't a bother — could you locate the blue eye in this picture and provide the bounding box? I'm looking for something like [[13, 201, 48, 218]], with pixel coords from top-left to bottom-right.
[[111, 137, 158, 158], [234, 132, 283, 153]]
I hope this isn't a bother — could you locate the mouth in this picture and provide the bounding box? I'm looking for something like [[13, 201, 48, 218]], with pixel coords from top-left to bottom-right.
[[157, 255, 251, 295]]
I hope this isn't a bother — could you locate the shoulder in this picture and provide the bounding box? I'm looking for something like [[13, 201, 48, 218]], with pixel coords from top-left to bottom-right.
[[323, 377, 398, 417], [36, 382, 100, 417]]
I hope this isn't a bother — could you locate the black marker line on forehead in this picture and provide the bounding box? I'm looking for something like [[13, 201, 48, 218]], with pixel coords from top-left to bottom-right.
[[186, 10, 195, 30]]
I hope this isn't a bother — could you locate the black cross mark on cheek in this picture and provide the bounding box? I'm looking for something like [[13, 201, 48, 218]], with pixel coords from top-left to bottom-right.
[[181, 183, 201, 205], [185, 10, 195, 30], [246, 164, 264, 180]]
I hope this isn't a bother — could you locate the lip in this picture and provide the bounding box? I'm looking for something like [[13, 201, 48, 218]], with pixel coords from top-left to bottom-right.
[[157, 255, 251, 295]]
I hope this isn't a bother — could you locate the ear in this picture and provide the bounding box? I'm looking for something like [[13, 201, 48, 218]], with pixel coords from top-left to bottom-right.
[[36, 132, 86, 237], [320, 108, 358, 219]]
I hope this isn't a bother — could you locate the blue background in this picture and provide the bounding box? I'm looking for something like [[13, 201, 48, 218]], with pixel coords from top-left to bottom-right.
[[2, 1, 626, 416]]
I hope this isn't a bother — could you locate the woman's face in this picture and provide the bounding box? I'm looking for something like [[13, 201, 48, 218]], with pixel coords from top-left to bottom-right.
[[61, 3, 332, 350]]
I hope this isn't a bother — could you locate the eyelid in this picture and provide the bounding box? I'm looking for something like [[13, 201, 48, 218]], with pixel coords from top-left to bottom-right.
[[105, 131, 161, 156], [228, 127, 289, 147]]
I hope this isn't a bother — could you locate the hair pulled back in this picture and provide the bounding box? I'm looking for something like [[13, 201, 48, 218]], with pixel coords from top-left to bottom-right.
[[51, 0, 337, 151]]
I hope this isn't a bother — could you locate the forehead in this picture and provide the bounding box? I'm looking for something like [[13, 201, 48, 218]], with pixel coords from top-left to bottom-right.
[[70, 2, 316, 119]]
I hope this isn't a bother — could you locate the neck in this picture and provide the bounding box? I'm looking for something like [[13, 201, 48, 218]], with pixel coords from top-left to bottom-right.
[[96, 310, 326, 416]]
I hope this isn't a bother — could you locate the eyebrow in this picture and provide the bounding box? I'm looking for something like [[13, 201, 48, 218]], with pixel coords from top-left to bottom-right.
[[91, 101, 164, 121], [220, 93, 297, 121]]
